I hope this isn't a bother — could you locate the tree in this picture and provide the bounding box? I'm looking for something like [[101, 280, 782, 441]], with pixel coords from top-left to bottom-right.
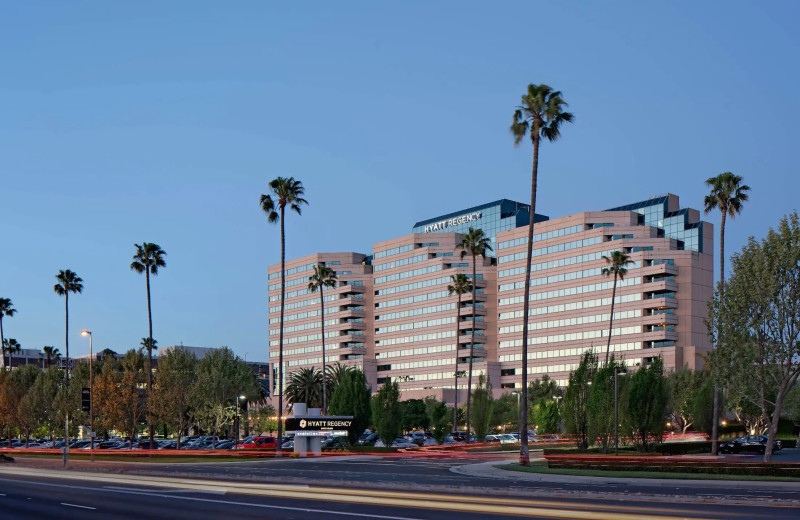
[[151, 347, 197, 449], [625, 357, 669, 452], [587, 357, 622, 453], [372, 379, 401, 446], [704, 171, 750, 455], [92, 356, 120, 436], [328, 369, 371, 445], [42, 346, 61, 368], [490, 393, 519, 433], [117, 349, 147, 448], [424, 397, 451, 443], [400, 399, 430, 432], [53, 268, 83, 456], [667, 367, 703, 434], [2, 338, 21, 370], [252, 405, 278, 435], [308, 263, 337, 414], [601, 251, 633, 365], [285, 367, 324, 410], [510, 83, 574, 464], [261, 176, 307, 455], [532, 400, 561, 435], [562, 351, 596, 449], [456, 227, 492, 442], [710, 213, 800, 461], [131, 241, 167, 449], [27, 366, 64, 442], [14, 365, 42, 446], [689, 375, 715, 435], [447, 273, 471, 431], [0, 298, 16, 370], [192, 348, 257, 448], [470, 374, 494, 441]]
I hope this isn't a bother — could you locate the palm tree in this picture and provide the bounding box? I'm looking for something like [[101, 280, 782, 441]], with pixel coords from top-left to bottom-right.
[[704, 172, 750, 456], [285, 367, 324, 410], [131, 242, 167, 449], [601, 251, 633, 365], [510, 83, 573, 465], [447, 273, 472, 431], [0, 298, 16, 370], [2, 338, 21, 370], [308, 263, 338, 415], [54, 268, 83, 462], [261, 176, 307, 455], [325, 361, 355, 400], [457, 227, 492, 441], [42, 346, 61, 368]]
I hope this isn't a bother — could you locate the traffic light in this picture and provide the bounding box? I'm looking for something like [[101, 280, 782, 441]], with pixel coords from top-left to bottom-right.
[[81, 387, 91, 412]]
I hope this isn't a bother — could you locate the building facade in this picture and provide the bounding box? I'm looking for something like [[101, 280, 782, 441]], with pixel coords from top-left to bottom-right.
[[267, 194, 713, 404]]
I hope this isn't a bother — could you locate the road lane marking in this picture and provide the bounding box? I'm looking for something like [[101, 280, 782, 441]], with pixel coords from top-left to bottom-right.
[[61, 503, 96, 510], [0, 474, 717, 519]]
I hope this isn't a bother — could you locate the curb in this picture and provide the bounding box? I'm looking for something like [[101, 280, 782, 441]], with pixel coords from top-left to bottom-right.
[[451, 460, 800, 490]]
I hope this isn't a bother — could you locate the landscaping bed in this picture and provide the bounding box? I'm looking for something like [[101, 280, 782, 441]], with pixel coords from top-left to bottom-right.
[[543, 454, 800, 477]]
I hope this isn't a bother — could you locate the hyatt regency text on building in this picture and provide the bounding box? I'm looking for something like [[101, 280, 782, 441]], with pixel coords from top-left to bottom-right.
[[267, 194, 713, 402]]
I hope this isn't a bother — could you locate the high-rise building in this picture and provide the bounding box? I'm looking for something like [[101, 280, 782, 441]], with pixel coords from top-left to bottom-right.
[[266, 194, 713, 405]]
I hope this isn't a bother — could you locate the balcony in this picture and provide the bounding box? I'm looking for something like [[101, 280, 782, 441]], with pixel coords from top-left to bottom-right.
[[642, 313, 678, 327]]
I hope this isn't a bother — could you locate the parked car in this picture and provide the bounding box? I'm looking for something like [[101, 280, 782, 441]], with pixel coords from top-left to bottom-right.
[[719, 435, 782, 454], [281, 440, 295, 450], [321, 437, 348, 449], [357, 433, 379, 446], [484, 435, 502, 443], [232, 436, 277, 450], [215, 440, 235, 450], [391, 438, 418, 448]]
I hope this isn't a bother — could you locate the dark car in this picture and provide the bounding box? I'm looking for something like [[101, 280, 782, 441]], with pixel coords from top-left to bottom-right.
[[357, 433, 379, 446], [719, 435, 782, 454], [321, 437, 348, 449]]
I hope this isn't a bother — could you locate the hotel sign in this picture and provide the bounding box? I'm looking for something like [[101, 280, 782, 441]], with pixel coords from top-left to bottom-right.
[[423, 211, 482, 233], [284, 416, 353, 437]]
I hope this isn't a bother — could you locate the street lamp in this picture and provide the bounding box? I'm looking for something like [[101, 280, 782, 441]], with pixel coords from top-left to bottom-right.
[[614, 365, 627, 456], [236, 395, 246, 442], [80, 330, 94, 462]]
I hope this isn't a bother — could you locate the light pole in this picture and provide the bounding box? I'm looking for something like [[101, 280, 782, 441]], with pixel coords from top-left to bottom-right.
[[80, 330, 94, 461], [614, 365, 626, 456], [236, 395, 246, 442]]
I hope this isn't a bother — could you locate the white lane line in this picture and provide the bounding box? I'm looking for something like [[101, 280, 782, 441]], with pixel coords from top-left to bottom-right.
[[61, 503, 97, 510], [4, 478, 423, 520]]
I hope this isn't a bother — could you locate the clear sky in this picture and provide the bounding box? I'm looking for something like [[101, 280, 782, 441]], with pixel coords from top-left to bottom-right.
[[2, 1, 798, 360]]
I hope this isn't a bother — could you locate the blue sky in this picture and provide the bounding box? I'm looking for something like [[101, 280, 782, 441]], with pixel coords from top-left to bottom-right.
[[2, 1, 798, 360]]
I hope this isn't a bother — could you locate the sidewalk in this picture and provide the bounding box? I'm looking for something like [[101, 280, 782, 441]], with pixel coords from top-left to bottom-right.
[[451, 459, 800, 490]]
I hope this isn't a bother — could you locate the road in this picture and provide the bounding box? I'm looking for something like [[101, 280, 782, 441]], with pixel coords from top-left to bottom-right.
[[0, 466, 797, 519], [42, 450, 799, 504]]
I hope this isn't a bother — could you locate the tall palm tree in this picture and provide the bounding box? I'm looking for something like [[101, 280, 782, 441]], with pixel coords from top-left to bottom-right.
[[285, 367, 324, 410], [601, 250, 633, 365], [447, 273, 472, 431], [131, 242, 167, 449], [2, 338, 21, 370], [260, 176, 307, 455], [704, 172, 750, 456], [308, 263, 338, 414], [457, 227, 492, 441], [325, 361, 355, 400], [42, 346, 61, 368], [510, 83, 573, 464], [54, 268, 83, 463], [0, 298, 16, 370]]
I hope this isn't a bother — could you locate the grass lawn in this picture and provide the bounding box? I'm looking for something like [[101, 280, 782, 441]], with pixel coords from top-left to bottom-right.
[[497, 462, 800, 482], [14, 453, 270, 463]]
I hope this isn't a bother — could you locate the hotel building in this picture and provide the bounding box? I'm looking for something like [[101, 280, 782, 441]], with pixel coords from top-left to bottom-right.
[[267, 194, 713, 402]]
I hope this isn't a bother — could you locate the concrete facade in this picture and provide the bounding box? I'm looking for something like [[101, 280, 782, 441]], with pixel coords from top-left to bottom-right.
[[266, 194, 713, 405]]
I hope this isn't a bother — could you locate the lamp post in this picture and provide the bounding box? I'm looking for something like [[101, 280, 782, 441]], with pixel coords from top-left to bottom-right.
[[236, 395, 246, 442], [614, 365, 627, 456], [80, 330, 93, 462]]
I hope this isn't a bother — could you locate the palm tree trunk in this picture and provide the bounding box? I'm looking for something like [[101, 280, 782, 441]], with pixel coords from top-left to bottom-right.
[[146, 269, 155, 450], [519, 132, 540, 466], [605, 273, 618, 365], [465, 257, 477, 442], [453, 294, 462, 430], [711, 211, 727, 456], [320, 285, 327, 415], [63, 292, 69, 467], [276, 207, 286, 456], [0, 317, 5, 369]]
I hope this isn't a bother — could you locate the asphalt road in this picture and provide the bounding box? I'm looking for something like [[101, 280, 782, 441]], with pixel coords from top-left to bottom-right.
[[85, 451, 800, 503], [0, 467, 796, 520]]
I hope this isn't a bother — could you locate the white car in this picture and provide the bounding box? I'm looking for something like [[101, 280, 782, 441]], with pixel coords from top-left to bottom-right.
[[391, 438, 418, 448]]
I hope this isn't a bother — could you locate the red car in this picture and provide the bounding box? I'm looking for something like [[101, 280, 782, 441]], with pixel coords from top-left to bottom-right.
[[233, 436, 277, 450]]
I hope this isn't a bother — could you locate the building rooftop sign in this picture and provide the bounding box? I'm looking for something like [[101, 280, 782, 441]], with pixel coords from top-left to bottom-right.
[[423, 211, 482, 233]]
